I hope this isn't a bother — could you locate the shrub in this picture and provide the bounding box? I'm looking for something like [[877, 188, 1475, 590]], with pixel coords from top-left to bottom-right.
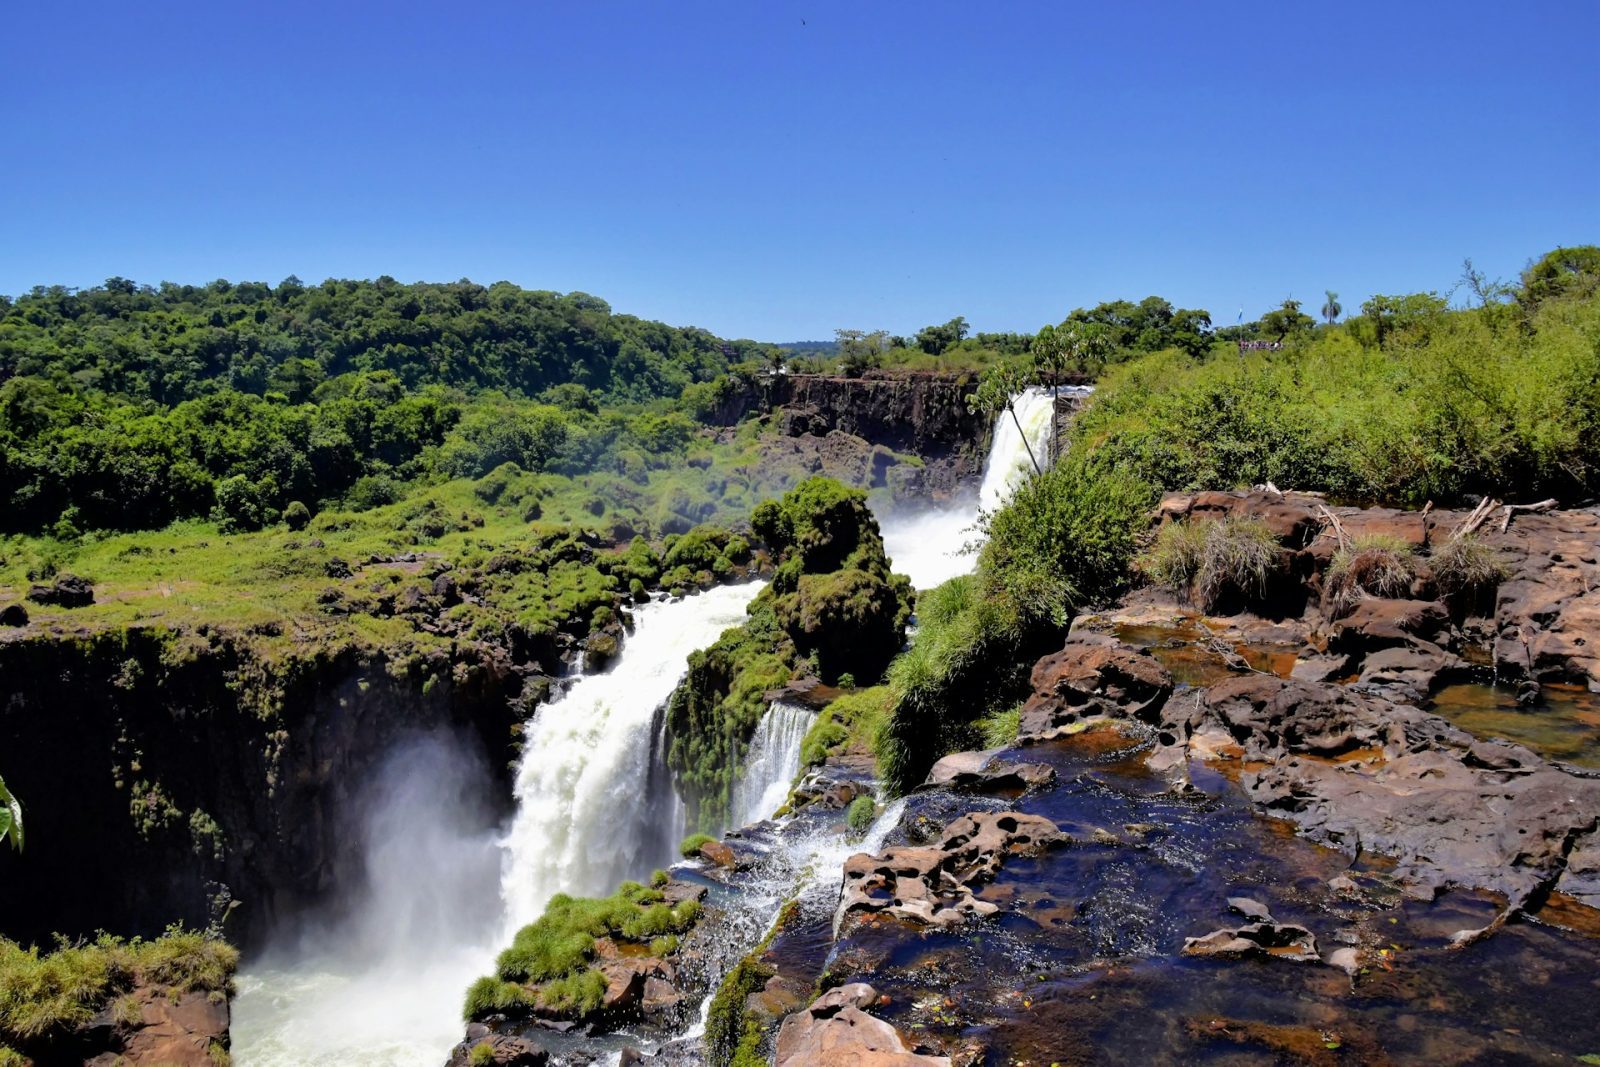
[[981, 459, 1154, 626], [1326, 534, 1417, 616], [1431, 534, 1509, 600], [282, 501, 311, 530], [469, 1042, 497, 1066], [679, 833, 716, 858], [1194, 516, 1282, 612], [845, 795, 876, 835], [1139, 519, 1207, 590]]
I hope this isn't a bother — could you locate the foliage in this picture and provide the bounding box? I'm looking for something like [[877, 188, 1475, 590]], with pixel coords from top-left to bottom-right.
[[980, 457, 1154, 626], [845, 795, 877, 836], [0, 928, 235, 1051], [978, 705, 1022, 749], [1521, 245, 1600, 308], [467, 879, 700, 1022], [666, 478, 910, 829], [1066, 279, 1600, 506], [0, 776, 20, 853], [1139, 519, 1209, 591], [797, 686, 891, 768], [678, 833, 716, 858], [1326, 535, 1417, 616], [1194, 517, 1283, 612]]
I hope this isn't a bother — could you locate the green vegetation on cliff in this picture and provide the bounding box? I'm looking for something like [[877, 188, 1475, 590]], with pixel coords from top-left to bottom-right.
[[665, 477, 911, 830], [0, 927, 235, 1061]]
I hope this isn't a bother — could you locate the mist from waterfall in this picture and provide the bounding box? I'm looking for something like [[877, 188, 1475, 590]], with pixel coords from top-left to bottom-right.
[[231, 732, 505, 1067], [880, 386, 1068, 590], [731, 701, 817, 826], [497, 581, 765, 934]]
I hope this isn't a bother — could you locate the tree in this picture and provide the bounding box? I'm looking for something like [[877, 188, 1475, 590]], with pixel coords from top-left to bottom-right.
[[915, 316, 969, 356], [1320, 290, 1342, 325], [1030, 326, 1069, 460], [1259, 298, 1315, 341], [835, 329, 887, 377], [1519, 245, 1600, 308], [1457, 260, 1511, 307], [1360, 292, 1449, 346], [967, 362, 1041, 477], [0, 773, 22, 852]]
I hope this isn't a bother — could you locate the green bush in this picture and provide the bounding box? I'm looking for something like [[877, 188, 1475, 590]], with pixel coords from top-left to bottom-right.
[[0, 929, 236, 1047], [679, 833, 716, 857], [845, 795, 876, 835], [282, 500, 311, 531]]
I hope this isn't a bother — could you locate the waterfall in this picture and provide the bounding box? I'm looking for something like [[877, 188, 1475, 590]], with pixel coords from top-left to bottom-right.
[[731, 701, 817, 827], [232, 582, 765, 1067], [881, 385, 1082, 590], [498, 581, 765, 933], [977, 386, 1058, 514]]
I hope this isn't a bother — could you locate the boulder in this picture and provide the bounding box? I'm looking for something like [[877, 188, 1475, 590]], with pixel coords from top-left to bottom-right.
[[0, 602, 27, 626], [455, 1035, 550, 1067], [774, 983, 952, 1067], [920, 749, 1054, 794], [1019, 635, 1173, 743], [85, 989, 229, 1067], [1355, 640, 1461, 702], [26, 572, 94, 608], [1329, 598, 1449, 652]]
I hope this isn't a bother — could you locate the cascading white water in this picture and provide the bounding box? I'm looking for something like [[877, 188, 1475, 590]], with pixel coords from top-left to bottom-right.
[[232, 583, 766, 1067], [731, 701, 817, 827], [880, 386, 1076, 590], [498, 581, 765, 934]]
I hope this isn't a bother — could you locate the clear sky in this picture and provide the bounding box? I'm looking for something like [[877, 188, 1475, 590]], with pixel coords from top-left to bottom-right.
[[2, 1, 1595, 340]]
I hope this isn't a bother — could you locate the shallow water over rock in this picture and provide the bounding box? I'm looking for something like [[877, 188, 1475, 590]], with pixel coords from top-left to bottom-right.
[[801, 732, 1600, 1065], [1429, 681, 1600, 769]]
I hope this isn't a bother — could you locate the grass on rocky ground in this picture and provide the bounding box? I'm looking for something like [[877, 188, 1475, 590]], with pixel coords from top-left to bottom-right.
[[0, 927, 235, 1055], [464, 874, 698, 1022]]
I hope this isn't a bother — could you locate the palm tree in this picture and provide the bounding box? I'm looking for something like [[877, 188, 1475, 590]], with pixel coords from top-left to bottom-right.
[[967, 362, 1041, 477], [1030, 325, 1068, 461], [1321, 289, 1342, 326]]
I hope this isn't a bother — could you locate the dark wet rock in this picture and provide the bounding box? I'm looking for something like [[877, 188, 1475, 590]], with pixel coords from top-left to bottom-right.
[[323, 557, 353, 578], [1019, 634, 1173, 743], [1558, 835, 1600, 908], [1183, 896, 1319, 962], [0, 602, 27, 626], [919, 749, 1054, 794], [837, 811, 1067, 930], [450, 1033, 551, 1067], [790, 753, 876, 812], [1330, 598, 1450, 652], [26, 572, 95, 607], [1158, 490, 1326, 547], [774, 983, 952, 1067], [1355, 639, 1462, 702], [1289, 652, 1350, 683]]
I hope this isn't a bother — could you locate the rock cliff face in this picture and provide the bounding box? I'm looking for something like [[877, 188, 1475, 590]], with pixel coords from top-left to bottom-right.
[[709, 372, 989, 501], [0, 626, 523, 948]]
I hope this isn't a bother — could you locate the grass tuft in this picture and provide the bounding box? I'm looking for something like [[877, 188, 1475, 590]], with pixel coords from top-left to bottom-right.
[[1327, 534, 1417, 616]]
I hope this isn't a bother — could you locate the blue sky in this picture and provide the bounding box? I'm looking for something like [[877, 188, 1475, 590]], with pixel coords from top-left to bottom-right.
[[2, 1, 1594, 339]]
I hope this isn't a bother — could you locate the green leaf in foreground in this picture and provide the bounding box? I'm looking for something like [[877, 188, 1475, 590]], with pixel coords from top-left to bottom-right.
[[0, 774, 22, 851]]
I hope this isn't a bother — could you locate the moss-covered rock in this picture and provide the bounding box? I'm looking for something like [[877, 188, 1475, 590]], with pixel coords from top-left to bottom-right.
[[665, 478, 911, 831]]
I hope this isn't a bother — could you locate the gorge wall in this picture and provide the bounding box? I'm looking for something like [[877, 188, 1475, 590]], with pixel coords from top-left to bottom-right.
[[0, 627, 523, 949]]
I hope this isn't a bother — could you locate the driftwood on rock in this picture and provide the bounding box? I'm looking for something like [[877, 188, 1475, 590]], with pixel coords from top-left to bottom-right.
[[1498, 498, 1558, 533]]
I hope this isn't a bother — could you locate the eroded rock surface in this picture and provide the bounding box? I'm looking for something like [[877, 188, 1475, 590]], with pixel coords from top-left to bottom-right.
[[837, 811, 1067, 931], [919, 749, 1054, 794], [774, 983, 951, 1067], [1019, 634, 1172, 743]]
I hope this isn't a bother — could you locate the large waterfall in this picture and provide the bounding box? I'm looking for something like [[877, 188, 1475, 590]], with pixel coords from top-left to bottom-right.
[[731, 701, 817, 826], [880, 386, 1068, 590], [232, 388, 1073, 1066], [232, 583, 764, 1067], [497, 581, 765, 932]]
